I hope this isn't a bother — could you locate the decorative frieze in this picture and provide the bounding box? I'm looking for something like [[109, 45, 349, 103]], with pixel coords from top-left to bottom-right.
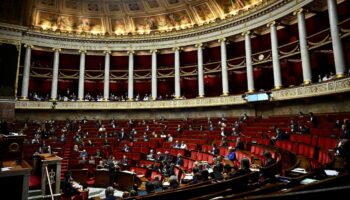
[[15, 77, 350, 110]]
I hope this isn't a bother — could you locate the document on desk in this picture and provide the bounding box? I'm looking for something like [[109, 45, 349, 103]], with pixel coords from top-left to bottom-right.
[[291, 168, 307, 174], [0, 167, 12, 171], [324, 169, 339, 176], [300, 178, 318, 185]]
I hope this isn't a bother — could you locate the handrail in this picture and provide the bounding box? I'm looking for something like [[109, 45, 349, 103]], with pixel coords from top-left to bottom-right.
[[45, 166, 54, 200]]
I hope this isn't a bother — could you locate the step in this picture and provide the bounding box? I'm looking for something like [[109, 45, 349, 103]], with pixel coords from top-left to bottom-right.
[[28, 193, 61, 200], [29, 189, 42, 197]]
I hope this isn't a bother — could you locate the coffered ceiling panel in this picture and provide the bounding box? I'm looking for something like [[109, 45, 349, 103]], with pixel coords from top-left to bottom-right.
[[27, 0, 270, 35]]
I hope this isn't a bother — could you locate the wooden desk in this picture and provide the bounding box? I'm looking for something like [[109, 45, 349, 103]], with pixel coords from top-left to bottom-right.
[[117, 171, 141, 191], [0, 160, 32, 200]]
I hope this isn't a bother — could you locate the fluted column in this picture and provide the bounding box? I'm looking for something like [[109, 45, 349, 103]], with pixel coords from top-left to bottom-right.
[[327, 0, 346, 77], [151, 49, 158, 100], [78, 49, 86, 101], [268, 21, 283, 89], [295, 9, 312, 84], [173, 47, 181, 99], [50, 48, 60, 100], [219, 38, 229, 95], [20, 44, 32, 100], [127, 50, 134, 101], [196, 43, 205, 97], [243, 31, 255, 93], [103, 50, 111, 101]]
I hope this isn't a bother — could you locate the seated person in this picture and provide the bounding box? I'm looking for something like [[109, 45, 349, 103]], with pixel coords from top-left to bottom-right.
[[79, 149, 88, 160], [259, 151, 276, 181], [175, 153, 184, 166], [210, 144, 219, 155], [147, 149, 155, 161], [104, 186, 118, 200], [227, 147, 236, 162], [87, 140, 94, 147], [62, 171, 83, 198], [123, 144, 130, 152], [234, 158, 251, 177], [145, 181, 155, 195], [94, 149, 104, 159], [210, 165, 224, 182], [121, 155, 128, 166], [168, 175, 179, 189], [180, 141, 187, 150], [173, 140, 181, 148], [235, 138, 244, 150], [143, 132, 149, 142]]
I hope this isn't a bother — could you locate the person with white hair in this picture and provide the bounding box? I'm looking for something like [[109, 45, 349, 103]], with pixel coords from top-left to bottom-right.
[[147, 149, 155, 161]]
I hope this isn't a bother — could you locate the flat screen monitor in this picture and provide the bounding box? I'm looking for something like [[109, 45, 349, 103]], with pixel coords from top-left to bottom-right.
[[245, 93, 270, 102]]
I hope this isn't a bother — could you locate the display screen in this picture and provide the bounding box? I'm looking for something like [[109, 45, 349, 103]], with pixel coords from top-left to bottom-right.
[[245, 93, 270, 102]]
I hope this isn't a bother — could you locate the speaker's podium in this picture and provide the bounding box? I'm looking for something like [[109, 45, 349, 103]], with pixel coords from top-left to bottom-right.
[[0, 135, 32, 200], [37, 153, 63, 199]]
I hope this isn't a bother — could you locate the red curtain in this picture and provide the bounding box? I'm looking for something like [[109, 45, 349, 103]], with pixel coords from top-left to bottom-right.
[[134, 80, 151, 97], [84, 80, 98, 95], [158, 53, 174, 67], [60, 54, 80, 69], [181, 51, 197, 66], [110, 55, 128, 70], [134, 55, 151, 69], [182, 77, 198, 98], [204, 74, 221, 97], [58, 79, 74, 94]]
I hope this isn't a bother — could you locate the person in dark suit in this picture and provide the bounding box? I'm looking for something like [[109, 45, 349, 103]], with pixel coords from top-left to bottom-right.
[[235, 137, 245, 150], [104, 186, 117, 200], [175, 153, 183, 167]]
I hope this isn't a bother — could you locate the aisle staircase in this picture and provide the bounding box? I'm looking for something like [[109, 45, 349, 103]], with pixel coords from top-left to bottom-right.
[[60, 133, 74, 180]]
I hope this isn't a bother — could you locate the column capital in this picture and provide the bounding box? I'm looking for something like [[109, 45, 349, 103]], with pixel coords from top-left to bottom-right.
[[293, 8, 306, 16], [78, 49, 87, 53], [241, 31, 251, 36], [127, 50, 135, 55], [266, 21, 277, 28], [24, 44, 33, 48], [150, 49, 158, 54], [195, 43, 203, 48], [52, 48, 61, 52], [103, 50, 112, 54], [172, 46, 182, 52], [218, 38, 226, 43]]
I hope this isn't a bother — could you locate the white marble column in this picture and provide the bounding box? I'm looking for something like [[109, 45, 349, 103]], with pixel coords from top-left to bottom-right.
[[127, 50, 134, 101], [268, 21, 283, 89], [173, 47, 181, 99], [103, 50, 111, 101], [78, 49, 86, 101], [295, 9, 312, 84], [244, 31, 255, 93], [196, 43, 205, 97], [219, 38, 229, 95], [50, 48, 60, 100], [151, 49, 158, 100], [327, 0, 346, 77], [20, 44, 32, 100]]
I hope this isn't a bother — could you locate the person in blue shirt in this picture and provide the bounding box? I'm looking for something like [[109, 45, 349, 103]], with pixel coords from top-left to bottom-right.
[[228, 148, 236, 162]]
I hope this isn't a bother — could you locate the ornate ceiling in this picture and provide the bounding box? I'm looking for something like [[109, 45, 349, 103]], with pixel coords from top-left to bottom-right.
[[31, 0, 267, 35]]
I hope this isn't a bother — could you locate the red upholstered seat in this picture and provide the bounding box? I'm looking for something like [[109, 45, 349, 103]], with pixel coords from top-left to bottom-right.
[[150, 171, 163, 181], [130, 166, 148, 176], [29, 175, 41, 189]]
